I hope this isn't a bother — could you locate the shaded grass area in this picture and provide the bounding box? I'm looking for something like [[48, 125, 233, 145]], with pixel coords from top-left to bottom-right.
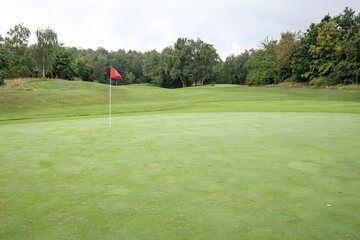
[[0, 113, 359, 239]]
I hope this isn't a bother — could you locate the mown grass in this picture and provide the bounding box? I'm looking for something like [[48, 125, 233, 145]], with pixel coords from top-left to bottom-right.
[[1, 79, 359, 122], [0, 79, 359, 239]]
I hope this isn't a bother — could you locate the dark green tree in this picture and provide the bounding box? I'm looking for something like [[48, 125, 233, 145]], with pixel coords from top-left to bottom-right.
[[142, 50, 160, 83], [192, 38, 221, 85], [75, 58, 94, 81], [335, 7, 360, 40], [53, 46, 76, 80], [0, 36, 10, 85], [171, 38, 195, 87], [124, 71, 136, 84], [246, 38, 280, 85], [126, 50, 144, 81], [93, 47, 108, 83], [158, 46, 178, 88], [329, 33, 360, 84], [222, 51, 250, 84], [291, 24, 319, 82]]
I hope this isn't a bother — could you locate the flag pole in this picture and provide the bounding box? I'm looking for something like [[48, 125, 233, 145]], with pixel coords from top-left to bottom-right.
[[109, 66, 123, 130], [109, 77, 112, 130]]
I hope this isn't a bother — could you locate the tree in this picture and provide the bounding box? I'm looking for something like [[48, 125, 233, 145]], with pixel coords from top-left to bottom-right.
[[5, 23, 31, 48], [222, 51, 250, 84], [35, 28, 58, 78], [308, 19, 343, 80], [329, 33, 360, 84], [328, 7, 360, 84], [53, 46, 76, 80], [292, 23, 319, 82], [276, 31, 301, 81], [0, 38, 10, 85], [93, 47, 108, 83], [335, 7, 360, 40], [192, 38, 220, 85], [75, 57, 94, 81], [126, 50, 144, 81], [124, 71, 136, 84], [4, 23, 33, 78], [246, 38, 280, 85], [171, 38, 195, 87], [158, 47, 178, 88], [156, 38, 221, 88], [142, 50, 160, 83]]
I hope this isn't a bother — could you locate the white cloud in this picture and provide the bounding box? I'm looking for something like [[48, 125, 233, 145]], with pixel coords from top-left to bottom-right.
[[1, 0, 360, 59]]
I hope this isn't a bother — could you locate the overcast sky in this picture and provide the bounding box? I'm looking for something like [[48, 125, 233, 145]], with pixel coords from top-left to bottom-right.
[[1, 0, 360, 59]]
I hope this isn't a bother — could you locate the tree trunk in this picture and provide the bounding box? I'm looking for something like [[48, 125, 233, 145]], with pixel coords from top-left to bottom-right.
[[179, 75, 186, 88], [42, 56, 45, 78]]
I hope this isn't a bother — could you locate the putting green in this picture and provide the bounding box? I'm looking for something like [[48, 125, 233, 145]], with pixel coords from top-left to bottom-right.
[[1, 112, 359, 239]]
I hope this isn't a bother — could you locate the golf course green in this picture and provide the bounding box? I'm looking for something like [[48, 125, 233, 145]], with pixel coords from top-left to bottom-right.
[[1, 79, 359, 239]]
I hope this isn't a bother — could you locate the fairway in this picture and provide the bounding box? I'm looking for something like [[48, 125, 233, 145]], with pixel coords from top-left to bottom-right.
[[1, 81, 360, 239]]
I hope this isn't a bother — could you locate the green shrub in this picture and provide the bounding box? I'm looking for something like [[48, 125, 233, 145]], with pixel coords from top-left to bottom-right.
[[0, 71, 5, 86], [329, 61, 360, 85], [309, 77, 332, 87]]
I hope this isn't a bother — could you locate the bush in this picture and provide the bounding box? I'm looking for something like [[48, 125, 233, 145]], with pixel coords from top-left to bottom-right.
[[329, 61, 359, 85], [0, 71, 5, 86], [309, 77, 332, 87], [284, 75, 298, 82]]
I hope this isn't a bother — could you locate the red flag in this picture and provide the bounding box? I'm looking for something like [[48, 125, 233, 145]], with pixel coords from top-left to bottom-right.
[[110, 66, 123, 80]]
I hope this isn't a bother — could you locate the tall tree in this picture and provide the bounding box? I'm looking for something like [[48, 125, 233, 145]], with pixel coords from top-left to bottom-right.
[[142, 50, 160, 83], [52, 46, 76, 80], [276, 31, 301, 81], [307, 19, 343, 79], [159, 46, 178, 88], [329, 33, 360, 84], [246, 38, 280, 85], [93, 47, 108, 83], [35, 28, 58, 78], [291, 23, 319, 82], [4, 23, 33, 78], [126, 50, 144, 81], [0, 36, 10, 85], [335, 7, 360, 40], [192, 38, 220, 85], [5, 23, 31, 48], [75, 57, 94, 81], [171, 38, 195, 87], [222, 51, 250, 84]]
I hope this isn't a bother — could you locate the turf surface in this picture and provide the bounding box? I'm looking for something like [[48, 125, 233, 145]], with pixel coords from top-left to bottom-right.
[[0, 80, 359, 239]]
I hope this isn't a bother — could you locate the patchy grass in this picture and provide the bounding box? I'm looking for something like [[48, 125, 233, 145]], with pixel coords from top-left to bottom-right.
[[1, 78, 35, 91]]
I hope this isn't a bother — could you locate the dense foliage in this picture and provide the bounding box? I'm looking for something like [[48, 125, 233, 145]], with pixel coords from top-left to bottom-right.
[[0, 7, 359, 87]]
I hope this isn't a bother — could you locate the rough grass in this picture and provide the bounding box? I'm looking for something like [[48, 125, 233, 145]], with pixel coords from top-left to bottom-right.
[[0, 80, 359, 239]]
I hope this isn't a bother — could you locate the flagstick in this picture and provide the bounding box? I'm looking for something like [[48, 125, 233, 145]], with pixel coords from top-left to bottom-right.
[[109, 77, 112, 130]]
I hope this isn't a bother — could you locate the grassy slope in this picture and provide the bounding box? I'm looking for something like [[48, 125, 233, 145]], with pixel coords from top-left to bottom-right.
[[0, 80, 360, 239], [1, 80, 359, 122]]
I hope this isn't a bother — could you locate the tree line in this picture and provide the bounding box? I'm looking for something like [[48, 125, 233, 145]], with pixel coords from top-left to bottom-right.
[[1, 7, 359, 87]]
